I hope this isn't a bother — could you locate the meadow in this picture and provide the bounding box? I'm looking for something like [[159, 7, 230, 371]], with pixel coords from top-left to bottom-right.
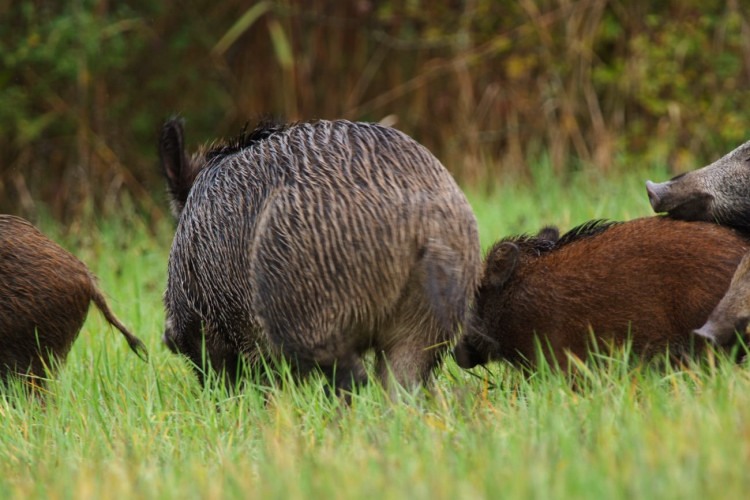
[[3, 164, 750, 500]]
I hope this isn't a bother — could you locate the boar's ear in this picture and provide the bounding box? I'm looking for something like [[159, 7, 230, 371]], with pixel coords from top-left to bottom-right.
[[160, 118, 202, 219], [159, 118, 186, 186], [486, 242, 519, 288], [159, 118, 193, 203]]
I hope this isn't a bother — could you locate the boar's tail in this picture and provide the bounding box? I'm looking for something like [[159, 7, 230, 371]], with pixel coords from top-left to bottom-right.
[[89, 277, 149, 361], [421, 240, 470, 333]]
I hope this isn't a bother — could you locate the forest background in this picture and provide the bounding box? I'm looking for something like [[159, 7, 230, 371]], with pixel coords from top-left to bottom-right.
[[1, 0, 749, 221]]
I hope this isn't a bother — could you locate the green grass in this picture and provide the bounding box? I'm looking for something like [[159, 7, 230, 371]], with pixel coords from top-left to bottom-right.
[[4, 165, 750, 499]]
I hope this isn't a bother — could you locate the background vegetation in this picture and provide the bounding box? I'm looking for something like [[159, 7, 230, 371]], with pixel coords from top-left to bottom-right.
[[1, 0, 749, 221]]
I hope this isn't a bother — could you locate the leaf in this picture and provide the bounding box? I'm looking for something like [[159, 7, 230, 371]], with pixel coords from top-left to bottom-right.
[[212, 1, 273, 57], [18, 112, 58, 145], [267, 18, 293, 70]]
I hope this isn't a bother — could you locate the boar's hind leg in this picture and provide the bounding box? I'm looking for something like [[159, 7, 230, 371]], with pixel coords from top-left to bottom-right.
[[313, 354, 369, 396], [375, 324, 448, 395], [375, 261, 461, 394], [266, 322, 369, 395], [375, 301, 452, 395]]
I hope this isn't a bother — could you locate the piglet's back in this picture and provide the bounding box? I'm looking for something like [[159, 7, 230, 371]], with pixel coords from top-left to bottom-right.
[[523, 217, 748, 355]]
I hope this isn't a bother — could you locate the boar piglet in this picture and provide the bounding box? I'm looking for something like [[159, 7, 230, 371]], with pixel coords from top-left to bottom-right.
[[159, 118, 482, 394], [454, 217, 750, 371], [0, 215, 147, 383], [646, 140, 750, 230]]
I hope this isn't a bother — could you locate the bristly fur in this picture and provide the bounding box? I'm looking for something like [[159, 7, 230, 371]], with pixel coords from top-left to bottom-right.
[[0, 215, 147, 384], [160, 119, 483, 395], [455, 216, 750, 371], [204, 118, 295, 163], [556, 219, 620, 247], [496, 234, 556, 258], [498, 219, 621, 258]]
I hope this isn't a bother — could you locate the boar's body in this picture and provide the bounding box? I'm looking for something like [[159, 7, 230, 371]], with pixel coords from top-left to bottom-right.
[[161, 119, 481, 391], [454, 217, 750, 370], [646, 140, 750, 229], [0, 215, 146, 381]]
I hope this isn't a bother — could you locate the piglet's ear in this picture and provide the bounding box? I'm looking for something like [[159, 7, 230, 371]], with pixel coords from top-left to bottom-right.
[[536, 226, 559, 242], [486, 242, 519, 288]]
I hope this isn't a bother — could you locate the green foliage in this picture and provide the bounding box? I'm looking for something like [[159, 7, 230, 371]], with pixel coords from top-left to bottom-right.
[[623, 6, 750, 166]]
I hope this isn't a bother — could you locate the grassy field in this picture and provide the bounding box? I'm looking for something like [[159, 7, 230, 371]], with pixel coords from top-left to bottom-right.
[[3, 165, 750, 499]]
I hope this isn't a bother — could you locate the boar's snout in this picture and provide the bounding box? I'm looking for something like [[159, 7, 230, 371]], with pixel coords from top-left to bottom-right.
[[452, 339, 486, 369], [162, 320, 180, 354], [693, 318, 747, 347], [645, 178, 715, 221], [694, 318, 750, 348], [646, 180, 670, 212], [693, 322, 719, 344]]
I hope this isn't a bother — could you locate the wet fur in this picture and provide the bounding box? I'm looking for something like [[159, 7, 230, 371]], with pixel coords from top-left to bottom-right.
[[160, 119, 482, 393]]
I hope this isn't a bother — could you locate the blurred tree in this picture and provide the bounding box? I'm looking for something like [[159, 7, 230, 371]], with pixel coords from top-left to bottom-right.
[[1, 0, 749, 221]]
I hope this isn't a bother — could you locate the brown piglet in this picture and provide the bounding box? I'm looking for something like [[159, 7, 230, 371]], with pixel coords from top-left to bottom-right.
[[0, 215, 147, 384], [454, 217, 750, 371]]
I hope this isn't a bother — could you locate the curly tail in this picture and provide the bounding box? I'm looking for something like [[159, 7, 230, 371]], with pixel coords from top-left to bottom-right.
[[89, 278, 149, 361]]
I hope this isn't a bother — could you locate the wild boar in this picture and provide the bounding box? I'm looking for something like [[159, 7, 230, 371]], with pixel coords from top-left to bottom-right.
[[645, 140, 750, 230], [0, 215, 147, 383], [453, 217, 750, 371], [693, 250, 750, 348], [159, 118, 482, 393]]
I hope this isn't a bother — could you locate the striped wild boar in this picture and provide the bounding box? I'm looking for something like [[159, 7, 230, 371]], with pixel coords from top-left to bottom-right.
[[645, 140, 750, 230], [0, 215, 147, 383], [453, 217, 750, 371], [646, 141, 750, 353], [694, 250, 750, 347], [159, 118, 482, 393]]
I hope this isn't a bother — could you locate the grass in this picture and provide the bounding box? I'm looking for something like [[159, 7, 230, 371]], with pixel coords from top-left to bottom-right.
[[3, 163, 750, 499]]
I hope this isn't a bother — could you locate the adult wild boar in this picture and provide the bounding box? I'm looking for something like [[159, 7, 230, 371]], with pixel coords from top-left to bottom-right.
[[646, 140, 750, 229], [159, 118, 482, 393], [694, 250, 750, 348], [453, 217, 750, 371], [0, 215, 147, 383]]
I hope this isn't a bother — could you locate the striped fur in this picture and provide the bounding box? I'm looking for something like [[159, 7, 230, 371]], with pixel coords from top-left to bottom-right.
[[160, 119, 482, 393]]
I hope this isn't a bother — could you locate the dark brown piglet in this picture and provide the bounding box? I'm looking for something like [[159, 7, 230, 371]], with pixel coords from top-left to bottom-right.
[[0, 215, 147, 383], [454, 217, 750, 371]]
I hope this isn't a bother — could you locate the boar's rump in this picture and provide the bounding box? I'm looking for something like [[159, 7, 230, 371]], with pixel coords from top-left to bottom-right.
[[160, 118, 482, 394], [0, 215, 147, 383]]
